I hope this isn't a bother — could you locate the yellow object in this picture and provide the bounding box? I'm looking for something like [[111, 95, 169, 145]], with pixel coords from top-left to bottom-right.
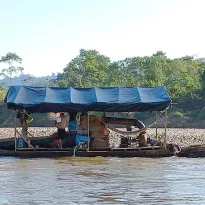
[[27, 115, 33, 123]]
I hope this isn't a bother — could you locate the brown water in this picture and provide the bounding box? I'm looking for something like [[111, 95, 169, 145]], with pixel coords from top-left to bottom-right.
[[0, 157, 205, 205]]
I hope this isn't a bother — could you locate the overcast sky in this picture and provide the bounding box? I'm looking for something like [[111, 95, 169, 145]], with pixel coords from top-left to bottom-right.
[[0, 0, 204, 76]]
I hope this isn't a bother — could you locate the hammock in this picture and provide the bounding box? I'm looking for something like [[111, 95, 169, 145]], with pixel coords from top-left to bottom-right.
[[108, 127, 146, 135], [101, 113, 164, 136]]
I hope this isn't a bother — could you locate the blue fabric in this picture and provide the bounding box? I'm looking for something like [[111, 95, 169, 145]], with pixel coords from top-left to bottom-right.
[[75, 135, 88, 145], [69, 120, 77, 131], [150, 140, 162, 146], [5, 86, 171, 113]]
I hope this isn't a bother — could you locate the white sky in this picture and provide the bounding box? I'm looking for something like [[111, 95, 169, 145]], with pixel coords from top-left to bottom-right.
[[0, 0, 205, 76]]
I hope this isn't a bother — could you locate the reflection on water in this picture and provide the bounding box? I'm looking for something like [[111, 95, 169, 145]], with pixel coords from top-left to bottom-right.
[[0, 156, 205, 204]]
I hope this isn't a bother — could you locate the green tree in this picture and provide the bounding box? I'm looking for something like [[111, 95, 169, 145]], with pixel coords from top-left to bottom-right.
[[152, 51, 167, 58], [141, 56, 166, 86], [0, 52, 24, 85], [115, 57, 144, 86], [180, 55, 194, 61], [0, 84, 7, 102], [197, 62, 205, 97], [164, 59, 201, 99], [57, 49, 111, 87], [56, 49, 204, 101]]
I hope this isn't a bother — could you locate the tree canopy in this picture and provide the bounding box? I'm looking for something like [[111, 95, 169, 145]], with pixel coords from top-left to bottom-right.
[[0, 52, 24, 85], [56, 49, 204, 100]]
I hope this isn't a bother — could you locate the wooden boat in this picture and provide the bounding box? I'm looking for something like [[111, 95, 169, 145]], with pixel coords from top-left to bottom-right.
[[1, 85, 175, 158], [0, 136, 52, 150], [177, 145, 205, 158], [0, 146, 175, 158]]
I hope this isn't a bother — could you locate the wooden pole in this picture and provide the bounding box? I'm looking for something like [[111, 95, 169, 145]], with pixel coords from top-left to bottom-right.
[[14, 110, 17, 151], [164, 109, 167, 148], [87, 112, 90, 151], [156, 111, 158, 139]]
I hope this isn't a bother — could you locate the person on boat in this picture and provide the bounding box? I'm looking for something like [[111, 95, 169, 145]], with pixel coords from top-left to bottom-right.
[[65, 112, 78, 147], [55, 112, 69, 148], [17, 110, 33, 147], [68, 113, 77, 132], [138, 132, 148, 147]]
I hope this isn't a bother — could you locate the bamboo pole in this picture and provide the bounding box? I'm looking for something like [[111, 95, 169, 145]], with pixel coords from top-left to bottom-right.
[[87, 112, 90, 151], [156, 111, 158, 139], [27, 130, 35, 138], [14, 110, 17, 151]]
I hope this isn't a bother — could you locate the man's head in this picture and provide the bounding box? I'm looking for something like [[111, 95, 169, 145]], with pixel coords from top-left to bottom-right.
[[60, 113, 65, 117]]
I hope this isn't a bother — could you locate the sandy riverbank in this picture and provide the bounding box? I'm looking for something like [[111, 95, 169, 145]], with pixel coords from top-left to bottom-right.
[[0, 127, 205, 148]]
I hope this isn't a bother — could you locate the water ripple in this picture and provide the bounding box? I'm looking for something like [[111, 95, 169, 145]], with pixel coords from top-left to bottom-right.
[[0, 157, 205, 204]]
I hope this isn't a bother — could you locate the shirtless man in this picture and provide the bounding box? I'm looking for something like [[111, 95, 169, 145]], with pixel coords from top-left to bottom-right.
[[21, 114, 29, 139], [17, 110, 29, 139], [55, 113, 69, 148]]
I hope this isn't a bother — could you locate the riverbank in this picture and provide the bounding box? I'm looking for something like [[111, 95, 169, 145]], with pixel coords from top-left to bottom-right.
[[0, 127, 205, 148]]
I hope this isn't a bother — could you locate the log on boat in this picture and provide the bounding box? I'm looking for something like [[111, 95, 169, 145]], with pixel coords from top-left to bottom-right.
[[177, 145, 205, 158]]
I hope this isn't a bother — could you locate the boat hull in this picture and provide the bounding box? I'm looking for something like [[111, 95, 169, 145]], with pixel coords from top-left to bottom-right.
[[177, 145, 205, 158], [0, 147, 174, 158], [0, 137, 52, 150]]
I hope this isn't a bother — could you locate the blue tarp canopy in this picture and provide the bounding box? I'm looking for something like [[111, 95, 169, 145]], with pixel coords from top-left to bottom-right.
[[4, 86, 171, 113]]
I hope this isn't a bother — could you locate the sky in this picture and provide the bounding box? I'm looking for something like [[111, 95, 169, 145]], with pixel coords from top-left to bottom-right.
[[0, 0, 205, 77]]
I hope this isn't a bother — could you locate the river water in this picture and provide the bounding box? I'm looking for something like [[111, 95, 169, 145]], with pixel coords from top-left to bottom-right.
[[0, 157, 205, 205]]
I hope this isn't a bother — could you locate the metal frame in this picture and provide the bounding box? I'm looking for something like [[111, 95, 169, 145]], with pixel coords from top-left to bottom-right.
[[87, 112, 90, 151], [164, 109, 167, 148], [12, 108, 169, 152], [14, 111, 35, 150], [14, 110, 17, 151], [155, 111, 158, 139]]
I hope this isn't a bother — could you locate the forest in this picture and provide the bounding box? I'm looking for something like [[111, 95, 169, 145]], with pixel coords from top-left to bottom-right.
[[56, 49, 205, 100], [1, 50, 205, 127]]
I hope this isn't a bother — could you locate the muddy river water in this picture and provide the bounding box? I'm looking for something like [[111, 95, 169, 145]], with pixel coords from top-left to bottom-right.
[[0, 157, 205, 205]]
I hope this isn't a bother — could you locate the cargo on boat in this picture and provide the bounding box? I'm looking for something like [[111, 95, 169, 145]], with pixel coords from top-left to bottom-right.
[[1, 85, 178, 158]]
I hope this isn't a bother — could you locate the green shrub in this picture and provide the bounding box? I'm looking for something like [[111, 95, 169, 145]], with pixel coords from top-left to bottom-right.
[[0, 90, 6, 102]]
